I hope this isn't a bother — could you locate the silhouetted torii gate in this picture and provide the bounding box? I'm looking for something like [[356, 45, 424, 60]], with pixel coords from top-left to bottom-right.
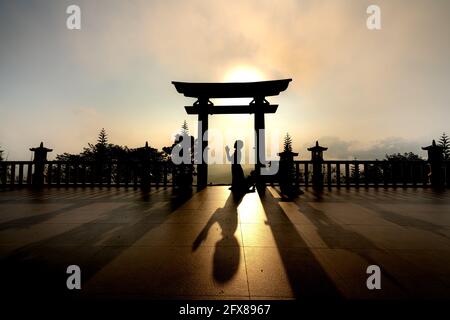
[[172, 79, 292, 189]]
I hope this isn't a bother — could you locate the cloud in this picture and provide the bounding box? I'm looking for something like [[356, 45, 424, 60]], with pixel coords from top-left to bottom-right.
[[300, 136, 429, 160], [1, 0, 450, 159]]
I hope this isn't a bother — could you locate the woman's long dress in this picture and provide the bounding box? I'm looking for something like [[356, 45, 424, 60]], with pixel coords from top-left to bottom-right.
[[231, 150, 246, 193]]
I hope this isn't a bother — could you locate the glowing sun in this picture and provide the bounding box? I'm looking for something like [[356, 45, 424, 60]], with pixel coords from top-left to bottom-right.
[[224, 66, 265, 82]]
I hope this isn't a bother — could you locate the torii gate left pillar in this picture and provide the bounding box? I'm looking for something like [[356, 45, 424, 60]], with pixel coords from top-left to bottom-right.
[[172, 79, 292, 190]]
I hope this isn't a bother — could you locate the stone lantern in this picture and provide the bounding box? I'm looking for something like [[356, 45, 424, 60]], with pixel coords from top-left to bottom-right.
[[307, 141, 328, 190]]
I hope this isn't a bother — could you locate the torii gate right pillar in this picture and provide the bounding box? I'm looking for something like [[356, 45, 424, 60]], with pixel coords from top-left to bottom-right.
[[254, 97, 266, 191]]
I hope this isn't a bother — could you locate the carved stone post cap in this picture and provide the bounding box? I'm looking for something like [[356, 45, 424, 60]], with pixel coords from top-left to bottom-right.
[[422, 139, 443, 151], [307, 140, 328, 152]]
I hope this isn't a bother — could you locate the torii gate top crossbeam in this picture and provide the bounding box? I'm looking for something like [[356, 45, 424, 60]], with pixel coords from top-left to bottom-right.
[[172, 79, 292, 99]]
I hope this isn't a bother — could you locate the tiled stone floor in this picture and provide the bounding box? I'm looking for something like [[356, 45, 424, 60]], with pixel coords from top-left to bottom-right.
[[0, 186, 449, 300]]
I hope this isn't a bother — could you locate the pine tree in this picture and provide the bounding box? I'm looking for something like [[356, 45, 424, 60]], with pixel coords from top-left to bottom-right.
[[280, 133, 298, 197], [93, 128, 109, 169], [438, 132, 450, 160], [283, 133, 292, 152], [181, 120, 189, 135], [97, 128, 108, 147]]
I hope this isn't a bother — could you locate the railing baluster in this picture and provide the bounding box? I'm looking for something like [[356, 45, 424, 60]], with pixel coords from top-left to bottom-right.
[[90, 163, 95, 186], [107, 162, 112, 187], [383, 162, 388, 188], [0, 163, 4, 186], [115, 163, 120, 187], [81, 163, 86, 186], [2, 163, 7, 186], [47, 163, 52, 185], [73, 163, 78, 185], [373, 161, 379, 188], [295, 162, 299, 190], [163, 163, 168, 188], [65, 163, 70, 187], [149, 163, 152, 190], [364, 163, 369, 188], [327, 163, 332, 188], [422, 163, 427, 187], [98, 163, 103, 188], [445, 160, 450, 188], [133, 162, 138, 189], [124, 163, 129, 188], [10, 163, 16, 186], [304, 163, 309, 188], [155, 163, 160, 189], [56, 163, 61, 186], [402, 161, 407, 187], [345, 163, 350, 188], [336, 162, 340, 188], [27, 163, 32, 185], [393, 162, 398, 188], [18, 164, 24, 186]]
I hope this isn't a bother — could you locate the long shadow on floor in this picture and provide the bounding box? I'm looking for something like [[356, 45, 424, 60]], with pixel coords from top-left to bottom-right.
[[290, 190, 409, 295], [192, 192, 243, 283], [356, 198, 450, 240], [258, 188, 341, 298], [0, 188, 194, 302], [0, 188, 165, 231]]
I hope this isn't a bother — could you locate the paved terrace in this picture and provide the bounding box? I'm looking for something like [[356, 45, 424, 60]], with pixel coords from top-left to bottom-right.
[[0, 186, 450, 300]]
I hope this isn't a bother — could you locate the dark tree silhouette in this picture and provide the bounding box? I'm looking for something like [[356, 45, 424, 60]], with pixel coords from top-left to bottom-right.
[[97, 128, 108, 146], [382, 152, 423, 185], [163, 135, 195, 190], [55, 129, 164, 184], [284, 133, 293, 152], [363, 162, 383, 184], [438, 132, 450, 160], [385, 152, 422, 161], [181, 120, 189, 135], [57, 129, 116, 162], [278, 133, 299, 198]]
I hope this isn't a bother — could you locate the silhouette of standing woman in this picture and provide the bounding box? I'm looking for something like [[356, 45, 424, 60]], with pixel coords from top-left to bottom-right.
[[225, 140, 247, 193]]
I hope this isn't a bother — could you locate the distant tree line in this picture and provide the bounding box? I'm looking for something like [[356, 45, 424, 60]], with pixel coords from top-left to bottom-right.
[[51, 125, 196, 188], [52, 128, 165, 185], [56, 128, 165, 163]]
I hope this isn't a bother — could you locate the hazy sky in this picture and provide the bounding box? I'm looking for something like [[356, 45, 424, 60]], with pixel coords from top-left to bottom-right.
[[1, 0, 449, 160]]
